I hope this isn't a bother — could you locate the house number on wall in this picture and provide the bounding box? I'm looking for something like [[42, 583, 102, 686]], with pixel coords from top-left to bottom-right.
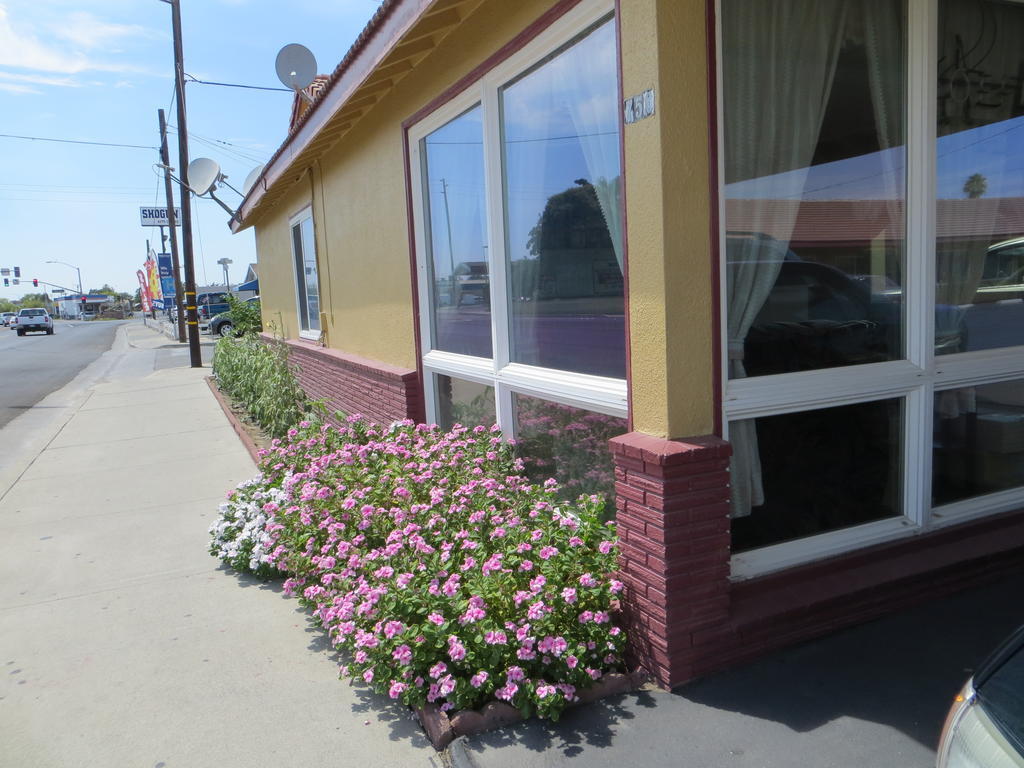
[[624, 89, 655, 124]]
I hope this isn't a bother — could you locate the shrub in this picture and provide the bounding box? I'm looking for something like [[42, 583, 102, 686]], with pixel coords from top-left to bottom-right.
[[208, 475, 285, 579], [212, 418, 626, 721], [212, 334, 310, 438], [224, 294, 262, 336]]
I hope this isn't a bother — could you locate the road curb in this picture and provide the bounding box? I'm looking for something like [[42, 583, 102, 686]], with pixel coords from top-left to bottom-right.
[[205, 376, 263, 467]]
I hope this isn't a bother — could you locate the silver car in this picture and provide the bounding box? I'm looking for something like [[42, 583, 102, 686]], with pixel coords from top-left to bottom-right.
[[937, 624, 1024, 767]]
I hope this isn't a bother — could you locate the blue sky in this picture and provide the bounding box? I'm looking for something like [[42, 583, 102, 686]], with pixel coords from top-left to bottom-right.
[[0, 0, 380, 299]]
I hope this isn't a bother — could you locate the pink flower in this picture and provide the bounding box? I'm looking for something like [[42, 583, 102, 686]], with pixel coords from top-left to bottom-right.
[[593, 611, 610, 624], [566, 655, 579, 669], [388, 681, 407, 699], [506, 666, 525, 682], [561, 587, 577, 604], [459, 606, 486, 624], [383, 620, 404, 639], [470, 671, 489, 688], [515, 625, 531, 642], [429, 662, 447, 679], [551, 636, 568, 656], [495, 682, 518, 701], [527, 601, 547, 620], [396, 572, 413, 588], [579, 573, 598, 588], [363, 668, 374, 683], [535, 684, 557, 698], [516, 646, 536, 660], [609, 579, 624, 593], [529, 575, 546, 593], [447, 635, 466, 662], [538, 546, 558, 560], [485, 630, 507, 645], [427, 612, 445, 626], [518, 560, 534, 572], [578, 610, 594, 624], [598, 541, 614, 554], [392, 644, 412, 664]]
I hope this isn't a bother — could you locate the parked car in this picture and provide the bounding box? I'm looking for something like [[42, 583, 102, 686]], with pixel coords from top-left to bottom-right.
[[196, 292, 231, 329], [14, 308, 54, 336], [208, 296, 260, 338], [936, 624, 1024, 767], [1, 312, 15, 327]]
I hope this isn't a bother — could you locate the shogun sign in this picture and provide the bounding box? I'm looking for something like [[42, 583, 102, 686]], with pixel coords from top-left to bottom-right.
[[139, 206, 182, 227]]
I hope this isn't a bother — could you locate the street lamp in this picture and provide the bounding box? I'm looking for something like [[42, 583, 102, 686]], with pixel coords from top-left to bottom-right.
[[46, 260, 83, 295]]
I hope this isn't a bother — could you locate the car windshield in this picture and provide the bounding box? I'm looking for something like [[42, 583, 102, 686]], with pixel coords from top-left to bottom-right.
[[977, 641, 1024, 755], [21, 309, 45, 316]]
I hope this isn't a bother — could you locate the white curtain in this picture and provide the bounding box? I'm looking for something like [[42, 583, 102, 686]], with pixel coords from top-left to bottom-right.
[[563, 21, 624, 274], [723, 0, 849, 517]]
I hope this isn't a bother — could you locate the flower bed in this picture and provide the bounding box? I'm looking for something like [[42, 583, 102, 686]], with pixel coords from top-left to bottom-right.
[[210, 417, 627, 724]]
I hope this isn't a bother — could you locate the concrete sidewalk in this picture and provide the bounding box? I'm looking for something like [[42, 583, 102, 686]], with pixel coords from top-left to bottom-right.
[[0, 322, 434, 768], [2, 320, 1020, 768]]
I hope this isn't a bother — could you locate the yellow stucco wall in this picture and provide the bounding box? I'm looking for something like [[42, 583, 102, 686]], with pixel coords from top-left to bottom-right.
[[253, 180, 312, 341], [620, 0, 715, 439], [250, 0, 718, 438], [251, 0, 567, 370]]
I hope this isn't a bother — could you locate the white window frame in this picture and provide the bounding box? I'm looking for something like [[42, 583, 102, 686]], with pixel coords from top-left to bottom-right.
[[408, 0, 626, 438], [289, 205, 321, 341], [718, 0, 1024, 579]]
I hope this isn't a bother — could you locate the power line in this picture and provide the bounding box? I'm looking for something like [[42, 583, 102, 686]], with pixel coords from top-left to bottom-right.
[[184, 73, 291, 93], [0, 133, 156, 150]]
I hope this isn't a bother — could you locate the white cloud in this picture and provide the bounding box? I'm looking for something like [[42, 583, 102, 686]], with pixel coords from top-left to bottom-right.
[[0, 4, 162, 82], [56, 12, 151, 50], [0, 81, 39, 93], [0, 70, 80, 87]]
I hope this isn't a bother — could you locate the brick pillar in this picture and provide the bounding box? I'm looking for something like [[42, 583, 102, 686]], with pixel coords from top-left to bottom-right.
[[609, 433, 732, 688]]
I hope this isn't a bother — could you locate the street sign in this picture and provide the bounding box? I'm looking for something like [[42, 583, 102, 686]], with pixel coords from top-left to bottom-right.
[[139, 206, 182, 227]]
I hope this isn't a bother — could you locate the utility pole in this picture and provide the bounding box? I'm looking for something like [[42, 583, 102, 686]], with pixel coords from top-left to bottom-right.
[[163, 0, 202, 367], [158, 108, 186, 343]]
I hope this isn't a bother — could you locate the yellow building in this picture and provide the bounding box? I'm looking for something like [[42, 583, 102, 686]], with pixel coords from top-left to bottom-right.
[[235, 0, 1024, 686]]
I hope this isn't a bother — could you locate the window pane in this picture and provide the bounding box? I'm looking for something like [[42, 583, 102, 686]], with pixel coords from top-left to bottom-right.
[[512, 393, 627, 518], [730, 398, 903, 551], [300, 217, 320, 331], [501, 18, 625, 379], [291, 222, 309, 330], [935, 0, 1024, 355], [723, 0, 907, 378], [933, 379, 1024, 506], [435, 374, 495, 431], [422, 105, 491, 358]]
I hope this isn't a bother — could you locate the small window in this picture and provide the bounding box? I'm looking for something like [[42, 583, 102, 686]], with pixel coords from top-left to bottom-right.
[[290, 210, 321, 335]]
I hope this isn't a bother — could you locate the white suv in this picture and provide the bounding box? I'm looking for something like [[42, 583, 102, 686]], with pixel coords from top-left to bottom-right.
[[14, 308, 54, 336]]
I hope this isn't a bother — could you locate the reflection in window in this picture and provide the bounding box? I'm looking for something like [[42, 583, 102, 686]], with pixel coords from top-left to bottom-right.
[[513, 393, 627, 518], [935, 0, 1024, 355], [723, 0, 907, 381], [722, 0, 907, 520], [291, 214, 320, 332], [422, 105, 491, 358], [934, 379, 1024, 506], [435, 374, 495, 431], [501, 18, 625, 379], [730, 398, 903, 552]]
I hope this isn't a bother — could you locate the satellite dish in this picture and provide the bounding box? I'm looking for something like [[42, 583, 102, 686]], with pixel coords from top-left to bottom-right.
[[243, 164, 266, 195], [275, 44, 317, 91], [188, 157, 221, 196]]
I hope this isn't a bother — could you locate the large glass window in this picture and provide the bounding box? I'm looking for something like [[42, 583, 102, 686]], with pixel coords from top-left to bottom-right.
[[935, 0, 1024, 354], [722, 0, 1024, 573], [422, 106, 491, 358], [501, 19, 625, 378], [411, 3, 625, 519], [290, 210, 320, 335]]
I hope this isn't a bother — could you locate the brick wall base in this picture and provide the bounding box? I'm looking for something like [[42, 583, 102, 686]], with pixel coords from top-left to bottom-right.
[[610, 431, 1024, 689], [274, 336, 424, 425]]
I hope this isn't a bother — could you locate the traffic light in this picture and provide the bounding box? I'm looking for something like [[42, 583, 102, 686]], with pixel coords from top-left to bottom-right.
[[13, 267, 20, 278], [32, 279, 39, 287]]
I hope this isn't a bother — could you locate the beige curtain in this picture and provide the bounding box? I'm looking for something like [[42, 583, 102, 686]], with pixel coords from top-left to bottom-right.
[[723, 0, 849, 517]]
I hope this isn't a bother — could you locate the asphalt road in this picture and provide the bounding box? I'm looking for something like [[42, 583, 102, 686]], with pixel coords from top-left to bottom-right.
[[0, 319, 124, 430]]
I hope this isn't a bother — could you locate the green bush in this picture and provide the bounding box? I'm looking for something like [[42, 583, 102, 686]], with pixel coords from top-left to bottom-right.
[[212, 334, 310, 438], [224, 295, 262, 336]]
